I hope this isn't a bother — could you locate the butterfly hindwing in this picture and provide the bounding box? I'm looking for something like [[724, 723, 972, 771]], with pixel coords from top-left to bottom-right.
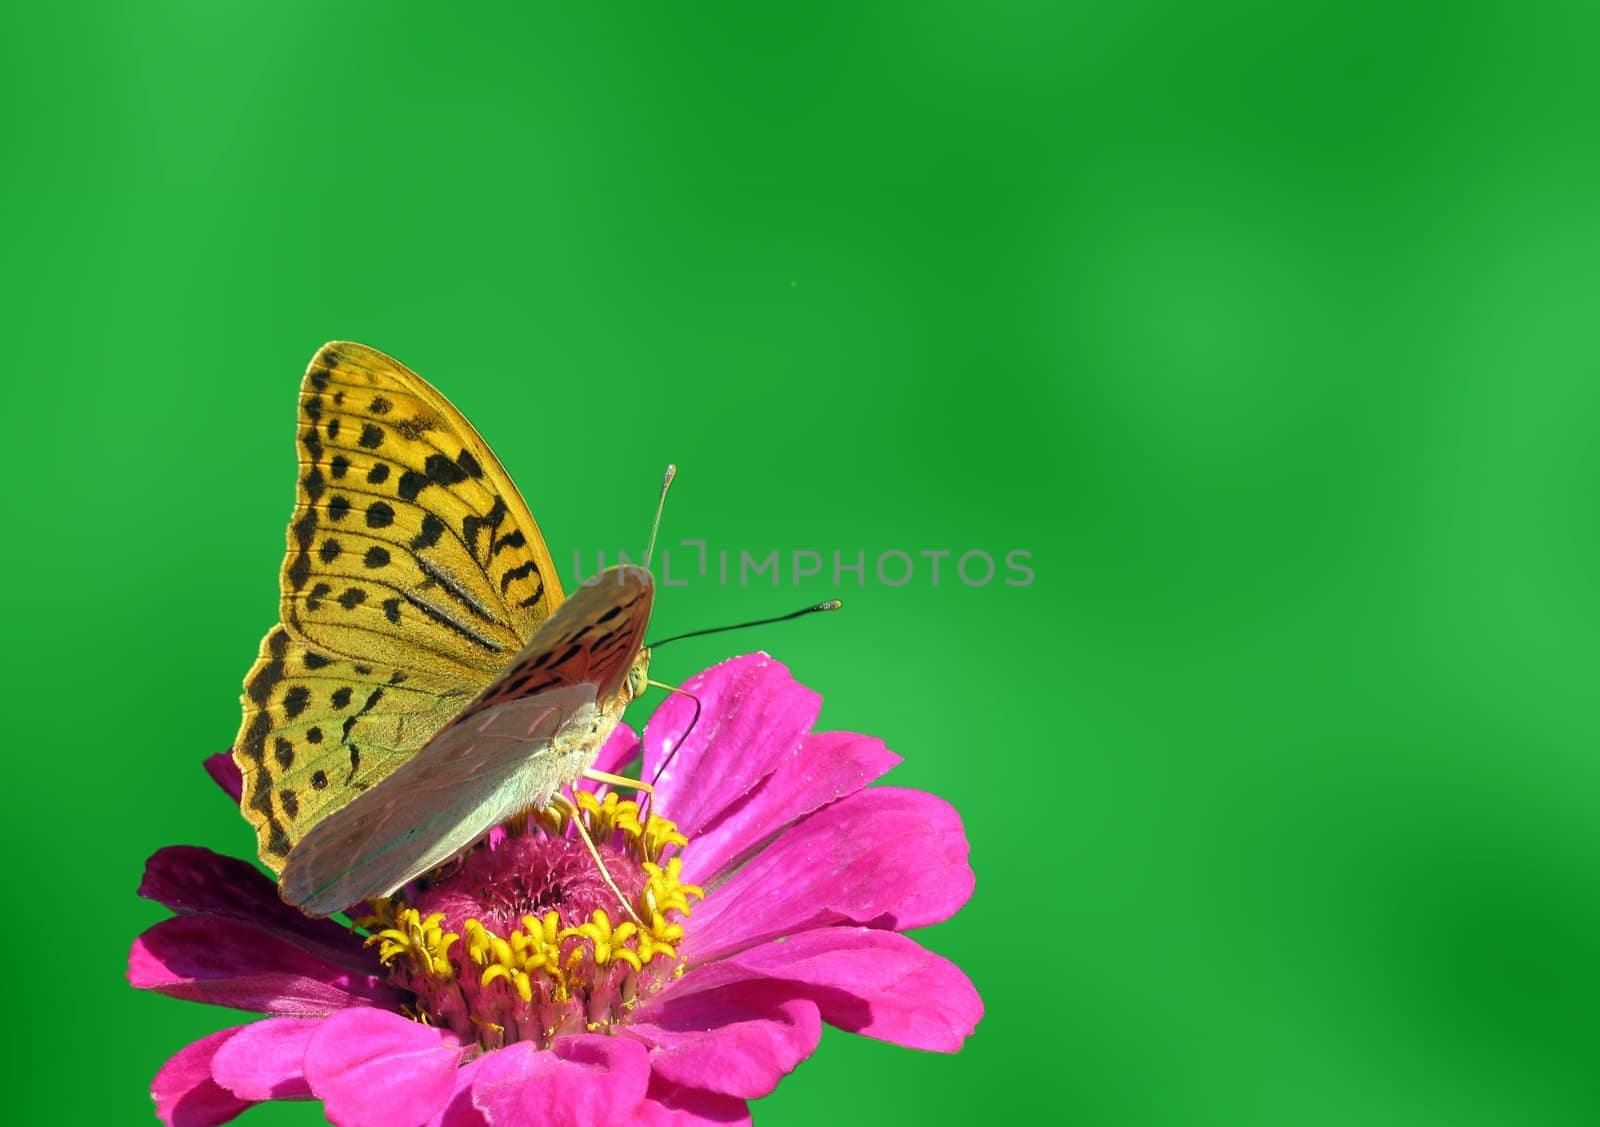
[[236, 627, 472, 865], [279, 567, 655, 915], [279, 683, 598, 916]]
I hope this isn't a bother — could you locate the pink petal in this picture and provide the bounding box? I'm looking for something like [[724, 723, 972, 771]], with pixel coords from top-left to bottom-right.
[[685, 788, 974, 963], [590, 722, 640, 777], [129, 915, 403, 1014], [681, 730, 901, 885], [205, 751, 244, 803], [428, 1058, 485, 1127], [138, 845, 375, 973], [643, 654, 820, 839], [151, 1026, 254, 1127], [624, 981, 821, 1099], [209, 1017, 317, 1100], [723, 928, 983, 1052], [465, 1036, 650, 1126], [304, 1009, 463, 1127], [634, 1077, 751, 1126]]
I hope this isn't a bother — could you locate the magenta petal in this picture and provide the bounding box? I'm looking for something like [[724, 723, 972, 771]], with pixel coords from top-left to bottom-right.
[[209, 1017, 317, 1101], [429, 1059, 486, 1127], [634, 1077, 751, 1126], [466, 1036, 650, 1126], [205, 751, 244, 803], [643, 654, 820, 838], [686, 787, 974, 963], [129, 915, 403, 1014], [725, 927, 983, 1052], [681, 730, 901, 885], [151, 1026, 254, 1127], [138, 845, 375, 973], [305, 1009, 463, 1127], [625, 981, 821, 1099], [590, 722, 640, 777]]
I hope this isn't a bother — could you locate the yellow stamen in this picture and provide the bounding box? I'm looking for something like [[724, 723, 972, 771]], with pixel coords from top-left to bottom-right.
[[562, 909, 644, 973], [641, 857, 705, 918], [366, 908, 460, 980]]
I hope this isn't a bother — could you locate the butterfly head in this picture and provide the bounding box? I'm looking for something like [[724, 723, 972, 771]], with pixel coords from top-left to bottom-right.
[[624, 647, 652, 704]]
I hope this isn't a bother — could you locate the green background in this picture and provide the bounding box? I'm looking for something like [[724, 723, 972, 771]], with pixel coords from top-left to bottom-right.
[[6, 2, 1599, 1124]]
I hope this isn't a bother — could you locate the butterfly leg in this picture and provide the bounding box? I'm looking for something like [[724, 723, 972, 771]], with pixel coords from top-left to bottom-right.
[[582, 768, 653, 795], [551, 791, 645, 925]]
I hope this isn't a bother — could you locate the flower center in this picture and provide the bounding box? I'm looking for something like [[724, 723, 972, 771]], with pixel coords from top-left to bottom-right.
[[361, 791, 703, 1051]]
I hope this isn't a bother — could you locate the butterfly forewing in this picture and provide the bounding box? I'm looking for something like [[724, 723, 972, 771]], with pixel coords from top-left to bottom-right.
[[448, 565, 656, 723], [234, 342, 567, 873]]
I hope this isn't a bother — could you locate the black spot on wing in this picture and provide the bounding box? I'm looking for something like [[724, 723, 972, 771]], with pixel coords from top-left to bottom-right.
[[319, 539, 341, 563], [310, 770, 328, 790], [306, 726, 324, 744], [397, 469, 428, 501], [500, 560, 536, 595], [328, 495, 352, 522], [462, 497, 508, 560], [370, 396, 392, 414], [302, 652, 332, 670], [359, 424, 384, 449], [393, 415, 436, 442], [366, 501, 394, 529], [283, 686, 311, 719], [330, 454, 351, 479], [364, 546, 391, 569], [491, 530, 526, 557], [287, 511, 317, 593], [331, 687, 352, 709], [426, 453, 470, 486], [307, 582, 331, 611], [410, 514, 445, 551], [367, 462, 390, 485], [274, 737, 295, 769], [337, 587, 367, 610]]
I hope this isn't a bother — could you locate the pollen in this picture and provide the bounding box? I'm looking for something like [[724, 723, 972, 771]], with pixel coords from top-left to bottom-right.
[[362, 798, 703, 1050]]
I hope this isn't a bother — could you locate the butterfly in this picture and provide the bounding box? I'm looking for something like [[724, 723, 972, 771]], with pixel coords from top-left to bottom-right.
[[233, 342, 653, 917]]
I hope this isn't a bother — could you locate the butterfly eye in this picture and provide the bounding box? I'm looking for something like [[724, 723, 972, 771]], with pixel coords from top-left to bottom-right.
[[626, 652, 651, 702]]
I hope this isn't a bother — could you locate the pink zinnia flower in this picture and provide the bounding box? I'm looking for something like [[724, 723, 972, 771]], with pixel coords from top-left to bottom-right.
[[130, 653, 982, 1126]]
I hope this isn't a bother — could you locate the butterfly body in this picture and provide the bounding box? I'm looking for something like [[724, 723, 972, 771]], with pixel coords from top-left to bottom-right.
[[234, 343, 653, 916]]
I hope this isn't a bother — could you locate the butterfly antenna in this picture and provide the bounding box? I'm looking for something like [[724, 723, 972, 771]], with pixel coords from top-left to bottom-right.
[[646, 599, 843, 650], [644, 464, 676, 571], [638, 681, 704, 823]]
